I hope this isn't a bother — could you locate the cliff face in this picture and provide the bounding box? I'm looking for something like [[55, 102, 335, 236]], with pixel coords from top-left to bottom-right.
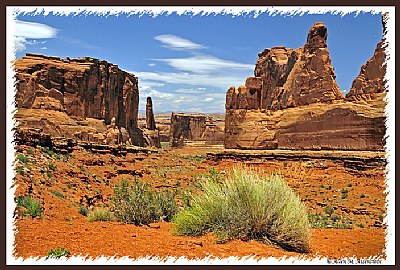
[[14, 53, 143, 146], [346, 39, 387, 100], [225, 22, 386, 151], [169, 113, 207, 147]]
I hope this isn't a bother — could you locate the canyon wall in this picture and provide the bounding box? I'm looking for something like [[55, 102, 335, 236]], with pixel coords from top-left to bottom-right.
[[14, 53, 144, 146], [225, 22, 386, 151]]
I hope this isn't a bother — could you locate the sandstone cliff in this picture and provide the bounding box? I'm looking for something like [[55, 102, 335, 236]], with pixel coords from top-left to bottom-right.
[[225, 22, 386, 151], [14, 53, 144, 146]]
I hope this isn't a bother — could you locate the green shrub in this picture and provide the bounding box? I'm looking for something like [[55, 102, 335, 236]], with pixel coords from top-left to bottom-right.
[[324, 205, 334, 216], [16, 165, 25, 175], [46, 248, 70, 259], [50, 190, 65, 199], [48, 164, 57, 171], [17, 153, 29, 163], [87, 208, 115, 222], [173, 168, 310, 253], [111, 179, 177, 225], [15, 196, 42, 218], [78, 205, 89, 216]]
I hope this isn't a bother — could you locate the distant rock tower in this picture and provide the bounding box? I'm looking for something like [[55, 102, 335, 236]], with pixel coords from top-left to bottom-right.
[[146, 97, 156, 130]]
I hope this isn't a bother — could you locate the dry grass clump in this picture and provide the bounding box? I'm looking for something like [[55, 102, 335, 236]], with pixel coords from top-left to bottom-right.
[[173, 168, 310, 252]]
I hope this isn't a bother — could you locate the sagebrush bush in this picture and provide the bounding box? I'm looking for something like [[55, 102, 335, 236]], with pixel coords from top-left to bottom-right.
[[78, 205, 89, 216], [15, 196, 42, 218], [112, 179, 177, 225], [87, 208, 115, 222], [46, 248, 70, 259], [173, 168, 310, 252]]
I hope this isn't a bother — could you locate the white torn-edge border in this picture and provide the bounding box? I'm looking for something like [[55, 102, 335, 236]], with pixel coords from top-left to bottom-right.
[[6, 6, 395, 265]]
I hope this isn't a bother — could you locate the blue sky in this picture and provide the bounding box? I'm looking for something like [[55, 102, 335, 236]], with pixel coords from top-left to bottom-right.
[[13, 10, 383, 113]]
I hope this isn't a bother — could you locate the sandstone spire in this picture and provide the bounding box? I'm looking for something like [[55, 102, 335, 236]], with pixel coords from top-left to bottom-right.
[[146, 97, 156, 130]]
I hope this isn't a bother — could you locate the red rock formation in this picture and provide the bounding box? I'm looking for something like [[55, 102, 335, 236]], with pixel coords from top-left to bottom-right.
[[225, 22, 386, 151], [346, 39, 387, 100], [226, 22, 344, 111], [169, 113, 224, 147], [170, 113, 207, 147], [14, 53, 144, 146]]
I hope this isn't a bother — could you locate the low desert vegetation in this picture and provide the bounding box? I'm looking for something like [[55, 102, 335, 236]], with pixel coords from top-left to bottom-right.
[[46, 248, 70, 259], [15, 195, 42, 218], [173, 168, 311, 253], [111, 179, 177, 225], [87, 208, 115, 222]]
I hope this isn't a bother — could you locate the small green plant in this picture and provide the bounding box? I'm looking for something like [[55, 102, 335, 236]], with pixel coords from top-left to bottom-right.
[[17, 153, 29, 163], [341, 189, 349, 199], [283, 161, 288, 168], [347, 183, 353, 187], [48, 164, 57, 171], [173, 168, 310, 253], [87, 208, 115, 222], [324, 205, 334, 216], [43, 146, 55, 157], [46, 248, 70, 259], [50, 190, 65, 199], [112, 179, 177, 225], [359, 194, 366, 198], [308, 213, 329, 228], [15, 196, 42, 218], [16, 165, 25, 175], [78, 205, 89, 216], [26, 149, 34, 155]]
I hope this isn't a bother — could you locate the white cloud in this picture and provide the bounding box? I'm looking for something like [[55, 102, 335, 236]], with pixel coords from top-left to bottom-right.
[[14, 20, 57, 52], [148, 63, 156, 67], [134, 71, 248, 89], [40, 47, 48, 50], [154, 54, 254, 74], [154, 34, 206, 51]]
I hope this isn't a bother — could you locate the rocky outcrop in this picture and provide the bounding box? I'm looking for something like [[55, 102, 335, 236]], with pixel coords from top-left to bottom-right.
[[225, 22, 386, 151], [169, 113, 224, 147], [227, 23, 343, 111], [14, 53, 144, 146]]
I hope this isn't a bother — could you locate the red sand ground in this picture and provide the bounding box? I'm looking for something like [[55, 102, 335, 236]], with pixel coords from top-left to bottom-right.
[[12, 145, 387, 262]]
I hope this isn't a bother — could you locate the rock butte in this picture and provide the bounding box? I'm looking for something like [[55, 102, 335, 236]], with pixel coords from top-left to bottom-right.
[[169, 113, 224, 148], [14, 53, 160, 147], [224, 21, 387, 151]]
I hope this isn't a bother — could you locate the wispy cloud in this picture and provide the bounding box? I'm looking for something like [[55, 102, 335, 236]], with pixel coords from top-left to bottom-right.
[[136, 34, 253, 113], [154, 34, 206, 51], [14, 20, 58, 52], [154, 54, 254, 74], [175, 87, 207, 94]]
